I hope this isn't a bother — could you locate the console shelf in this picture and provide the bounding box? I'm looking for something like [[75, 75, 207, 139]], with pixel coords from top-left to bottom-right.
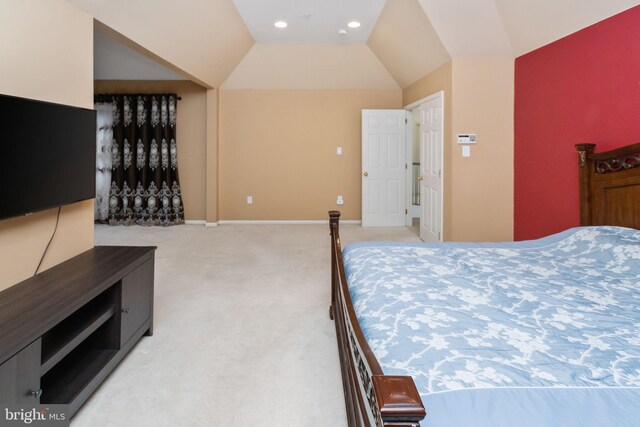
[[41, 303, 116, 376], [0, 246, 156, 418], [41, 346, 118, 405]]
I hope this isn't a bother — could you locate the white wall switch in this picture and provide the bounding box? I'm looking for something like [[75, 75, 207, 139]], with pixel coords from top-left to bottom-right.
[[337, 195, 344, 205], [247, 196, 253, 204], [462, 146, 471, 157], [337, 146, 343, 155]]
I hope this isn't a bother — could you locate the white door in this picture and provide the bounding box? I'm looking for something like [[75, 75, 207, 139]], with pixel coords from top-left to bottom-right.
[[362, 110, 406, 227], [419, 93, 443, 241]]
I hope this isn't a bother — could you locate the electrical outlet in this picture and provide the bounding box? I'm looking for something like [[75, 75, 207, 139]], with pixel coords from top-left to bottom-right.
[[337, 195, 344, 205], [247, 196, 253, 204]]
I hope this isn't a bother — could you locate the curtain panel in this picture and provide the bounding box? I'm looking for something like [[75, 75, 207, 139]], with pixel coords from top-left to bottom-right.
[[94, 94, 185, 226]]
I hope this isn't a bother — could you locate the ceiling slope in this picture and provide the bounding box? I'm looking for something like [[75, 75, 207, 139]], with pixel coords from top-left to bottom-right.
[[93, 29, 185, 80], [417, 0, 513, 57], [367, 0, 450, 88], [68, 0, 254, 88], [221, 44, 399, 90], [71, 0, 640, 88], [494, 0, 640, 56]]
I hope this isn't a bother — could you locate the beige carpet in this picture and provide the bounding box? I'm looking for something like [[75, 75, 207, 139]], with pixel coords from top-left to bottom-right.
[[73, 223, 420, 427]]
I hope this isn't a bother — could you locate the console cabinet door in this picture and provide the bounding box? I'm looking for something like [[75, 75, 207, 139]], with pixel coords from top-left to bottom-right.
[[0, 339, 41, 404], [120, 259, 154, 346]]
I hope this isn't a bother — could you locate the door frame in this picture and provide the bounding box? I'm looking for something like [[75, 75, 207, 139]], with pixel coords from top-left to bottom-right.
[[404, 110, 413, 227], [403, 91, 445, 240]]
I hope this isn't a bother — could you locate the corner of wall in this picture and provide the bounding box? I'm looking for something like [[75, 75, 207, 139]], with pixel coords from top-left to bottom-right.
[[206, 88, 219, 223]]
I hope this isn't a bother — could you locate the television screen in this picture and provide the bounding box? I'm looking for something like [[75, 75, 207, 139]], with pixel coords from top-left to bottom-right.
[[0, 94, 96, 220]]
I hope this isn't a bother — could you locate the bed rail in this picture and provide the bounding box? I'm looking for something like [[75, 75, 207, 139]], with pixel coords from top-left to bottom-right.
[[329, 211, 426, 427]]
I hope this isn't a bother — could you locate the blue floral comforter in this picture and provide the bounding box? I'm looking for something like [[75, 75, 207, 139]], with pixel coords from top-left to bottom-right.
[[343, 226, 640, 427]]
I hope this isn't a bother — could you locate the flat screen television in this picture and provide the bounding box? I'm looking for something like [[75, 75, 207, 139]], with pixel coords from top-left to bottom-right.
[[0, 94, 96, 221]]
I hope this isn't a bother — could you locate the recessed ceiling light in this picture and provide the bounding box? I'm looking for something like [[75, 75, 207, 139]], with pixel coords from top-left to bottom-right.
[[338, 29, 347, 35], [274, 21, 288, 29], [348, 21, 361, 29]]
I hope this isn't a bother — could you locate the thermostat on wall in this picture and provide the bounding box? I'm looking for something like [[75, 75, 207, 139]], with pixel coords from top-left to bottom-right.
[[458, 134, 477, 144]]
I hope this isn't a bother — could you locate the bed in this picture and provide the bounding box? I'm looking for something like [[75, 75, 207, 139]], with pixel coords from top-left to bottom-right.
[[328, 143, 640, 427]]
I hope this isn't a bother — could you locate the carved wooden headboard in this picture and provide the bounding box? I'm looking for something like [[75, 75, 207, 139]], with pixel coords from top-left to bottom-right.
[[576, 143, 640, 229]]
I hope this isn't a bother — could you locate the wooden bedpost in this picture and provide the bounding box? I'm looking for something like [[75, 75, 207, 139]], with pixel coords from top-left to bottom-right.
[[576, 144, 596, 226], [329, 210, 341, 320], [327, 211, 426, 426], [373, 376, 426, 426]]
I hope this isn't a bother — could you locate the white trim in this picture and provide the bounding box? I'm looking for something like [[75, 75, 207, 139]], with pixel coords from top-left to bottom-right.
[[217, 220, 362, 225], [405, 109, 413, 227], [184, 220, 206, 225], [404, 90, 445, 242], [403, 90, 444, 111], [205, 222, 219, 227]]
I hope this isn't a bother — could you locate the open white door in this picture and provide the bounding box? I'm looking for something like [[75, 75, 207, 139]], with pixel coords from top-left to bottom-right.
[[419, 93, 444, 242], [362, 110, 406, 227]]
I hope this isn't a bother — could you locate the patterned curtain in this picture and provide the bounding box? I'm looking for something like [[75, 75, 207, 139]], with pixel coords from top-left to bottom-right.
[[94, 94, 185, 226]]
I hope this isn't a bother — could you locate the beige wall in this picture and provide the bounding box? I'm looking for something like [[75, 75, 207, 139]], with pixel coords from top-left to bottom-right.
[[219, 90, 402, 220], [403, 62, 452, 107], [222, 44, 399, 90], [402, 62, 454, 240], [94, 80, 207, 221], [450, 58, 514, 242], [0, 0, 94, 291]]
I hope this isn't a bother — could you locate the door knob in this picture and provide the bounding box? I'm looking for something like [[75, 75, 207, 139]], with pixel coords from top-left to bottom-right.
[[417, 176, 423, 181], [30, 389, 43, 398], [363, 172, 368, 177]]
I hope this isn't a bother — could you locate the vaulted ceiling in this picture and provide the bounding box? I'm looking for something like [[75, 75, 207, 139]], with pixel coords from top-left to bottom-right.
[[232, 0, 386, 44], [69, 0, 640, 89]]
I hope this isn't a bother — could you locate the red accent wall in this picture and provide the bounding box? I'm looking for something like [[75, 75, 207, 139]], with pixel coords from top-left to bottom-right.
[[514, 6, 640, 240]]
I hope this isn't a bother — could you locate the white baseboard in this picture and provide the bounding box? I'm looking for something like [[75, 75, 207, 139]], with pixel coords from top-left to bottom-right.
[[217, 220, 361, 225], [184, 220, 219, 227], [186, 219, 362, 226]]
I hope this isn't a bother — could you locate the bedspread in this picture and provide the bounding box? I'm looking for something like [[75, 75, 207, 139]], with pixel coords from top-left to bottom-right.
[[343, 226, 640, 426]]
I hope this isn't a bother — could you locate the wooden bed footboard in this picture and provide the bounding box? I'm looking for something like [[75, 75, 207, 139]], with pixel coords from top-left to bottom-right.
[[329, 211, 426, 427]]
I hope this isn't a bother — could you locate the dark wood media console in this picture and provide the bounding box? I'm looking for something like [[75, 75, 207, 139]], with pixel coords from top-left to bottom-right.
[[0, 246, 156, 417]]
